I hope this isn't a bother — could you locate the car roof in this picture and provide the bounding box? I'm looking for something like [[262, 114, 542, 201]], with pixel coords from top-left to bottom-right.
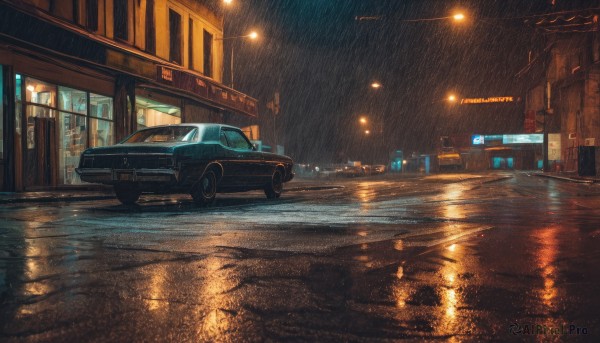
[[133, 123, 243, 142], [138, 123, 240, 131]]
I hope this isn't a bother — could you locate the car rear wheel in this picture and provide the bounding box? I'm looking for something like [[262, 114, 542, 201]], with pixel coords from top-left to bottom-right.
[[191, 170, 217, 206], [114, 184, 141, 205], [265, 170, 283, 199]]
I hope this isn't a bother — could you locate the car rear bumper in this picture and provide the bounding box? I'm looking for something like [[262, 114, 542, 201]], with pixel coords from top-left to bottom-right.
[[76, 168, 179, 184], [438, 159, 462, 166]]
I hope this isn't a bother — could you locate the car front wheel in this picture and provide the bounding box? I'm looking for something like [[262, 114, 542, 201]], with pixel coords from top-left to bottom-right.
[[264, 170, 283, 199], [191, 170, 217, 206], [114, 184, 141, 205]]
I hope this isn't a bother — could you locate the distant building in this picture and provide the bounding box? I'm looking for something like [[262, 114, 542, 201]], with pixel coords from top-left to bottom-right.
[[517, 7, 600, 173], [0, 0, 258, 191]]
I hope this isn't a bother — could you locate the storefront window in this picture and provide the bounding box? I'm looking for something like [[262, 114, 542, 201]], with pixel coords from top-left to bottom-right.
[[25, 78, 55, 107], [136, 96, 181, 128], [18, 76, 115, 186], [90, 93, 114, 147], [59, 112, 87, 184], [90, 93, 113, 120], [90, 118, 113, 148], [59, 86, 87, 115]]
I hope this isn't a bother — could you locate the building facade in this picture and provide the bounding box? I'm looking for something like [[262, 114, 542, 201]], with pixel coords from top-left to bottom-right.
[[519, 8, 600, 173], [0, 0, 258, 191]]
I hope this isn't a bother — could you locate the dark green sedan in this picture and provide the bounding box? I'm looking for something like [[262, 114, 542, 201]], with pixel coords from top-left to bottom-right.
[[76, 124, 294, 205]]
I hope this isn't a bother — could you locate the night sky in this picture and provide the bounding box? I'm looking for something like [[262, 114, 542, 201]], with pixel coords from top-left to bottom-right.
[[226, 0, 583, 163]]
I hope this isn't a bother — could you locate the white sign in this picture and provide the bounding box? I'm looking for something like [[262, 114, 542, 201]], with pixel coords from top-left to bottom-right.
[[548, 133, 561, 161]]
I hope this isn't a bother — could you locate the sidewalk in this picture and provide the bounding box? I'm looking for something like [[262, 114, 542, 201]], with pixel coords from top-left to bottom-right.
[[534, 171, 600, 183], [0, 189, 115, 204]]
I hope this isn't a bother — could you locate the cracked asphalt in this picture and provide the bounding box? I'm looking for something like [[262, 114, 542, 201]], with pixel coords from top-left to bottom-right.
[[1, 172, 599, 342]]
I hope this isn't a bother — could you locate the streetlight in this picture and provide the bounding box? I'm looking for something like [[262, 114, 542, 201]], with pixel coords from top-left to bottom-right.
[[223, 0, 233, 5], [371, 82, 382, 89], [359, 116, 368, 125], [453, 13, 465, 22], [356, 11, 467, 23], [216, 31, 259, 88]]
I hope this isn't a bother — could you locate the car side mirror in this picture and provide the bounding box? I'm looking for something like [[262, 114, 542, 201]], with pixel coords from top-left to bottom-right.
[[252, 143, 258, 151]]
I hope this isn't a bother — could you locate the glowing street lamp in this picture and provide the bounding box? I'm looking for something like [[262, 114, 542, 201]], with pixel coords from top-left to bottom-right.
[[217, 31, 260, 88], [359, 116, 368, 125], [453, 13, 465, 22], [371, 82, 382, 89], [448, 94, 457, 102], [365, 130, 371, 135], [223, 0, 233, 5]]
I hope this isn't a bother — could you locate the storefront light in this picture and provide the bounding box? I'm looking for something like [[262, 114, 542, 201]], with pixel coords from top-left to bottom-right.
[[26, 85, 35, 92]]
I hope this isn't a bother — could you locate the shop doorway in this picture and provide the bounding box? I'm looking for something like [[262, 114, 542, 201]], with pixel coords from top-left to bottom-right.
[[25, 117, 57, 188], [492, 157, 514, 170]]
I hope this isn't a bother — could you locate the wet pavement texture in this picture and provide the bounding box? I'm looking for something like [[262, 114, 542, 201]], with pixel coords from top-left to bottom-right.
[[1, 172, 599, 342]]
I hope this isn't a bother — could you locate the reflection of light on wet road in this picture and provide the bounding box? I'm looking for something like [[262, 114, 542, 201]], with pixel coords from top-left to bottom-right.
[[355, 182, 384, 205], [146, 265, 167, 311], [23, 222, 51, 298], [444, 289, 457, 318], [536, 226, 559, 309], [438, 243, 462, 330], [200, 257, 234, 340], [394, 240, 404, 251], [442, 184, 467, 219]]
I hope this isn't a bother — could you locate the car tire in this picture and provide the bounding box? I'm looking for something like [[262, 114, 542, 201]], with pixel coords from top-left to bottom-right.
[[191, 170, 217, 206], [265, 169, 283, 199], [114, 184, 141, 205]]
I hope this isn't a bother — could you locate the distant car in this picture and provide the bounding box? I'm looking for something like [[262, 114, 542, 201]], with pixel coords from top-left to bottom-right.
[[361, 165, 373, 175], [373, 165, 386, 174], [76, 124, 294, 205], [317, 166, 342, 178], [340, 165, 365, 177], [437, 148, 462, 172]]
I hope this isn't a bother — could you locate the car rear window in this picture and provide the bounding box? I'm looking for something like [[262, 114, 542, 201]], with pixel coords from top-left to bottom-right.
[[124, 127, 198, 143]]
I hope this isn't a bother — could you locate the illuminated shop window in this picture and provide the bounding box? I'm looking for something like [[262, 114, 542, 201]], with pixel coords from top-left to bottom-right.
[[90, 93, 114, 147], [20, 76, 114, 185], [136, 96, 181, 129]]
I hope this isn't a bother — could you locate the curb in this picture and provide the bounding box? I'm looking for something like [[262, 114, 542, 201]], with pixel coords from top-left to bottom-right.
[[0, 194, 115, 204], [534, 173, 594, 184]]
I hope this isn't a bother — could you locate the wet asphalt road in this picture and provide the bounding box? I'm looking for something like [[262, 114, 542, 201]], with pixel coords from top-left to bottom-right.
[[1, 172, 599, 342]]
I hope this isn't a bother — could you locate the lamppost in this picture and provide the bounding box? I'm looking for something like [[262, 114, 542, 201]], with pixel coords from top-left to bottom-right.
[[216, 31, 258, 88], [359, 115, 383, 167], [431, 93, 459, 147], [356, 10, 467, 24], [366, 81, 386, 163]]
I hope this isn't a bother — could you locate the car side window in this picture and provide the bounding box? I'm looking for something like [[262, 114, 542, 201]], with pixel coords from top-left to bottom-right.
[[220, 130, 229, 146], [223, 130, 252, 150]]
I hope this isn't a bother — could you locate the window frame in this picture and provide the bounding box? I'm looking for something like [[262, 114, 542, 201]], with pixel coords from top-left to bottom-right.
[[169, 8, 183, 65], [113, 0, 129, 41], [203, 30, 213, 77]]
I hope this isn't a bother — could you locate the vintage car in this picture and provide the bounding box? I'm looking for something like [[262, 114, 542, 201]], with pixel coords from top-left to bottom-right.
[[76, 124, 294, 205]]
